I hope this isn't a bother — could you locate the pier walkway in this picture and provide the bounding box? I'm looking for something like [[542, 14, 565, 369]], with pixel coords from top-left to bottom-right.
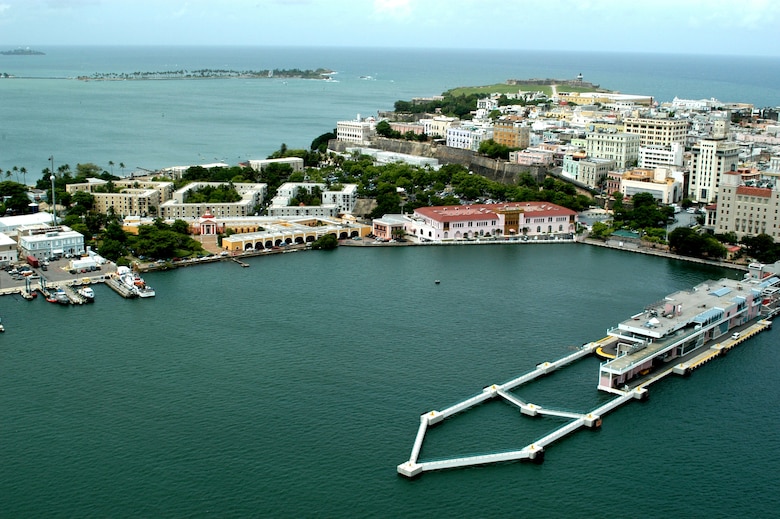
[[398, 320, 774, 478]]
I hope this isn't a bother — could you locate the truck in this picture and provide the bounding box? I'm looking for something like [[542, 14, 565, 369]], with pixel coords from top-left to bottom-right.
[[26, 255, 40, 268]]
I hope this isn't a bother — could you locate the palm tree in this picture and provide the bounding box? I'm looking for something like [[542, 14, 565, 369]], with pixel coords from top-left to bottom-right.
[[20, 167, 27, 186], [12, 166, 19, 183], [119, 162, 125, 177], [108, 161, 114, 175]]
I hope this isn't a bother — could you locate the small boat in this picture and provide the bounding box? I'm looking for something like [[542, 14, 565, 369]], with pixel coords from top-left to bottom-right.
[[78, 286, 95, 302], [435, 280, 441, 284], [55, 289, 70, 305], [136, 286, 155, 298], [0, 317, 4, 332]]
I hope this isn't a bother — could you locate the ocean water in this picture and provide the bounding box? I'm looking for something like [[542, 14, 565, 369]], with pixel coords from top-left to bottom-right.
[[1, 46, 779, 184], [1, 245, 778, 517]]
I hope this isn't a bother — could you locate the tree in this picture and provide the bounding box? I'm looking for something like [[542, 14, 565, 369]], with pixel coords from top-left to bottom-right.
[[590, 221, 613, 240], [741, 234, 779, 263], [311, 234, 338, 250], [71, 190, 95, 211], [311, 130, 336, 152]]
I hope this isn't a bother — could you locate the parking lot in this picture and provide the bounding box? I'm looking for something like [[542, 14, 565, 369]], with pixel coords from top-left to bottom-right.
[[2, 256, 116, 290]]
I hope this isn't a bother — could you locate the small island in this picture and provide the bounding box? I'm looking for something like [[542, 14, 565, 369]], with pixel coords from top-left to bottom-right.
[[1, 47, 45, 56], [76, 67, 334, 81]]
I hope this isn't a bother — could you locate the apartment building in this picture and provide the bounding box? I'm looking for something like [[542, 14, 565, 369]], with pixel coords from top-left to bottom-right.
[[585, 132, 640, 170], [446, 125, 493, 152], [579, 158, 616, 189], [688, 138, 740, 203], [493, 119, 530, 149], [623, 117, 690, 147], [715, 171, 779, 241], [638, 143, 684, 168]]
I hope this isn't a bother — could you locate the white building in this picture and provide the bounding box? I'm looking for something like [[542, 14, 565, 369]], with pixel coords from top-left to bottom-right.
[[18, 226, 85, 261], [246, 157, 304, 173], [0, 212, 54, 235], [638, 143, 684, 168], [585, 132, 640, 170], [620, 167, 682, 204], [337, 116, 376, 144], [688, 138, 740, 203], [0, 232, 19, 266], [446, 125, 493, 151], [267, 182, 358, 217], [670, 97, 723, 111], [158, 182, 267, 220]]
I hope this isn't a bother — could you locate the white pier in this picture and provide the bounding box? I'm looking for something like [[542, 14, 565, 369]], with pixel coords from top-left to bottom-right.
[[398, 341, 606, 478], [399, 317, 773, 478]]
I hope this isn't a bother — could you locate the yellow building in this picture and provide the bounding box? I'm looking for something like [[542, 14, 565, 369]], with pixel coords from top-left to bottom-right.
[[493, 119, 530, 149]]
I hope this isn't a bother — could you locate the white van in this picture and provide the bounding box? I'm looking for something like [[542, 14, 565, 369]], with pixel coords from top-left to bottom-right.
[[731, 332, 741, 340]]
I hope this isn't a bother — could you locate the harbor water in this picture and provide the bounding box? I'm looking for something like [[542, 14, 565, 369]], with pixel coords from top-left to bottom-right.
[[2, 245, 778, 517], [2, 45, 780, 516]]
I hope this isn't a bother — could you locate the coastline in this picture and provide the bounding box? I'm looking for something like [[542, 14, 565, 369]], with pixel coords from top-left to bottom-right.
[[579, 236, 749, 272]]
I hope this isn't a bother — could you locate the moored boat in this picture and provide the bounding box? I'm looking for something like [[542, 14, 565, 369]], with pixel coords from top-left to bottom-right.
[[77, 286, 95, 302], [55, 289, 70, 305], [136, 285, 155, 298]]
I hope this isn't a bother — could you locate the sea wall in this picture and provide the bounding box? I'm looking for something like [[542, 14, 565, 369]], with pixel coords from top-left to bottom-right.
[[328, 138, 548, 185]]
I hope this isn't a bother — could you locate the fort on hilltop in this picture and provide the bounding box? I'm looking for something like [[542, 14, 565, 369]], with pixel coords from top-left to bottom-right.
[[506, 75, 601, 90]]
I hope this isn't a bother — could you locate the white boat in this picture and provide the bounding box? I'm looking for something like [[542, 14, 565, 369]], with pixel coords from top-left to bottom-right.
[[78, 286, 95, 302], [136, 286, 155, 298], [116, 266, 155, 298], [0, 316, 4, 332]]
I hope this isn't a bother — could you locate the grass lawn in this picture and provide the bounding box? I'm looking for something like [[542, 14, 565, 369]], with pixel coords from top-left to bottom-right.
[[445, 83, 606, 97]]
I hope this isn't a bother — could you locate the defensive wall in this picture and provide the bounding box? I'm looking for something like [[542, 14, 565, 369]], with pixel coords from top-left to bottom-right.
[[329, 138, 549, 186]]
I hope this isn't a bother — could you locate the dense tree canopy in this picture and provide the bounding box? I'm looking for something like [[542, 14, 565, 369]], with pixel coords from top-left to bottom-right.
[[668, 227, 726, 259]]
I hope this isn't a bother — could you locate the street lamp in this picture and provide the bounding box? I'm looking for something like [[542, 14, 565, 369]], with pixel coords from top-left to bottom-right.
[[49, 155, 57, 226]]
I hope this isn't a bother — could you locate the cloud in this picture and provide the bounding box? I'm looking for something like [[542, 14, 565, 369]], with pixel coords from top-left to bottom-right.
[[373, 0, 412, 20]]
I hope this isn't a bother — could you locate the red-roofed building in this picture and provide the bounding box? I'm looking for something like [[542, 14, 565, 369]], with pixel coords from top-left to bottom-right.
[[714, 171, 780, 241], [406, 202, 577, 241]]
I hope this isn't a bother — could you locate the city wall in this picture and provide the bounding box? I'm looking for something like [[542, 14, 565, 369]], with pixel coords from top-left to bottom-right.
[[329, 138, 548, 185]]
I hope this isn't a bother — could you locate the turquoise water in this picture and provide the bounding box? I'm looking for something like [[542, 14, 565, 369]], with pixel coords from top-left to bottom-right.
[[2, 245, 778, 517], [1, 46, 779, 183]]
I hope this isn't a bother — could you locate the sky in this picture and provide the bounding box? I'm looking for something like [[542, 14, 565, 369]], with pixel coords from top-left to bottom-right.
[[0, 0, 778, 56]]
